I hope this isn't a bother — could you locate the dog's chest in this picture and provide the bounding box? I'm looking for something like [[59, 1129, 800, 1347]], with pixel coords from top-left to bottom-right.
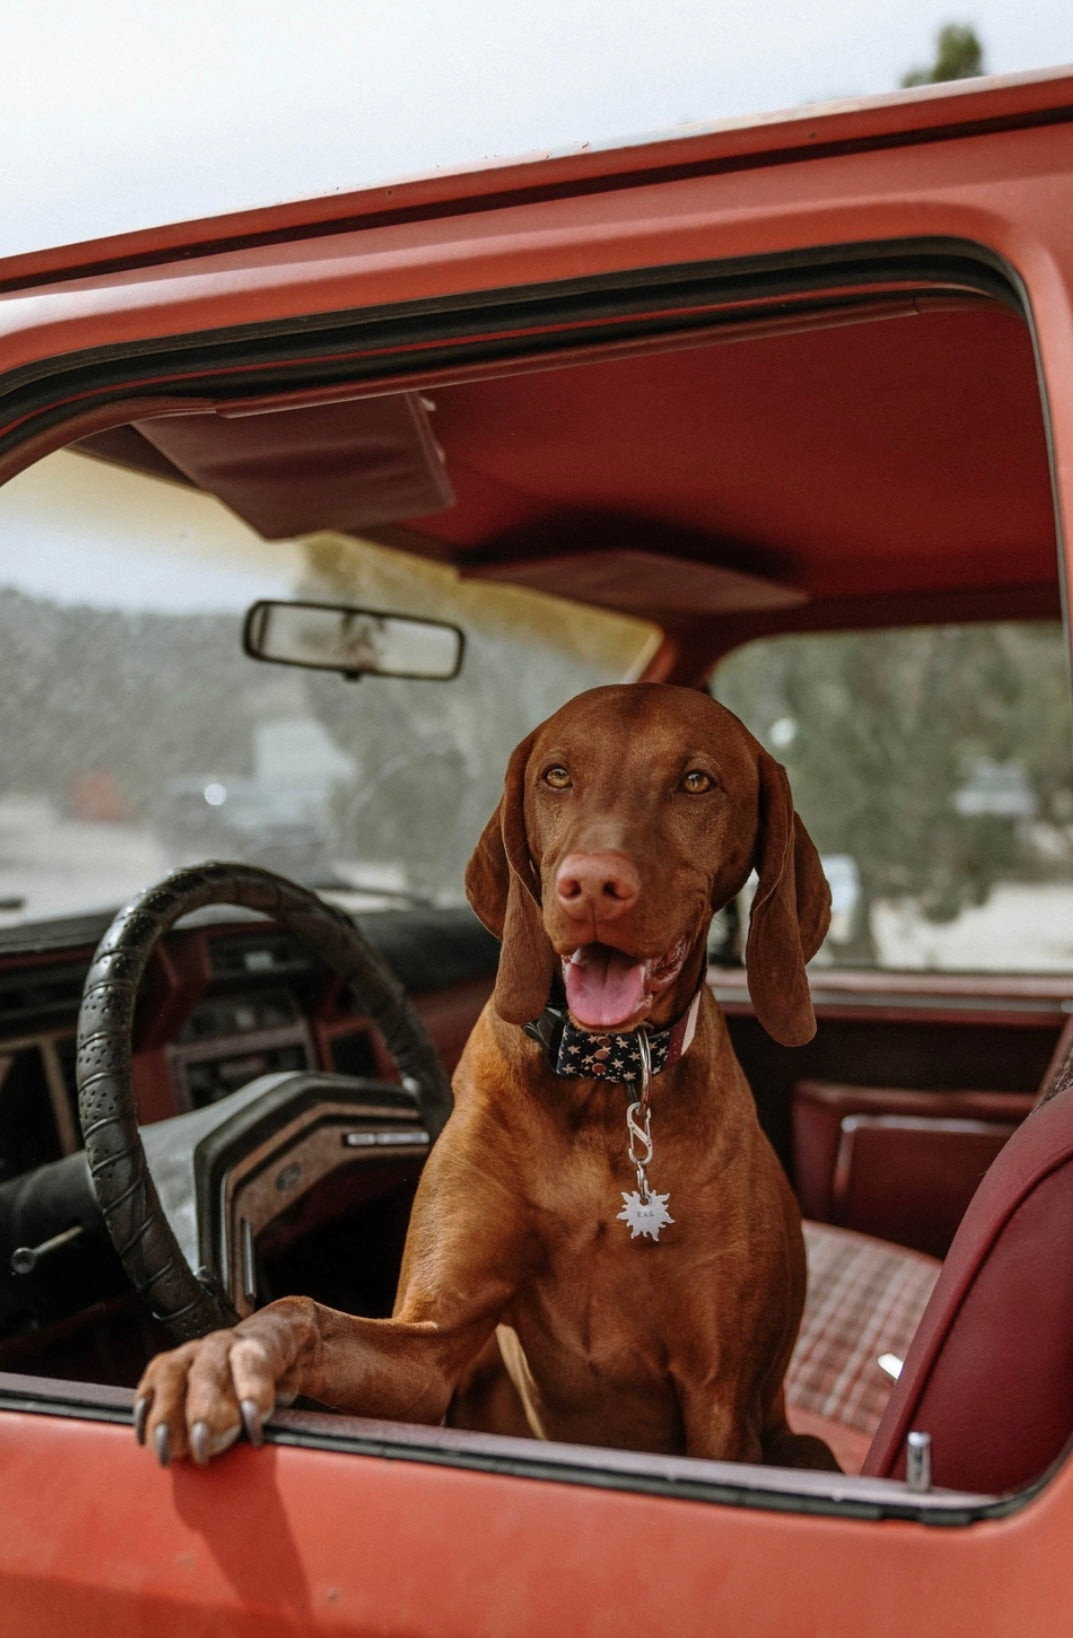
[[516, 1086, 780, 1314], [519, 1110, 733, 1319], [494, 1077, 795, 1449], [525, 1081, 727, 1234], [506, 1167, 728, 1445]]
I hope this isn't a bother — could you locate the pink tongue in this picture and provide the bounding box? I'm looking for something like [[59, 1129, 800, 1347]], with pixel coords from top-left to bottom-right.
[[565, 945, 647, 1029]]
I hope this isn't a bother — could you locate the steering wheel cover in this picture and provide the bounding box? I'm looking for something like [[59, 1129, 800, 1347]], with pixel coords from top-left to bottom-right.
[[76, 861, 452, 1342]]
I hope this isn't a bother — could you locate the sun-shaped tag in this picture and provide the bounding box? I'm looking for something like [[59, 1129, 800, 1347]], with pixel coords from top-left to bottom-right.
[[617, 1189, 674, 1241]]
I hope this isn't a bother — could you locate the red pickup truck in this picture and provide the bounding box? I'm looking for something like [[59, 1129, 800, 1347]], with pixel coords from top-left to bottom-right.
[[1, 65, 1073, 1636]]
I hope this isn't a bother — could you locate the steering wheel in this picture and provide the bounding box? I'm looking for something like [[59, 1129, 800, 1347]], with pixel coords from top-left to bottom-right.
[[75, 862, 452, 1343]]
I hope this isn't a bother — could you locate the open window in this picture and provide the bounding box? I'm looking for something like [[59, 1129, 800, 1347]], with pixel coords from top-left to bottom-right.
[[0, 227, 1069, 1533]]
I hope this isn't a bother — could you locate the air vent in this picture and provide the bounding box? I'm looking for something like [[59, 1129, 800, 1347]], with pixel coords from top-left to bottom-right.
[[54, 1033, 78, 1098], [209, 934, 313, 979], [329, 1029, 379, 1079], [0, 961, 88, 1030], [177, 990, 301, 1043]]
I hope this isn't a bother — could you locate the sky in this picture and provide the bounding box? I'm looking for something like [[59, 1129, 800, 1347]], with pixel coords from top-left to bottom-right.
[[5, 0, 1073, 260], [2, 451, 302, 612]]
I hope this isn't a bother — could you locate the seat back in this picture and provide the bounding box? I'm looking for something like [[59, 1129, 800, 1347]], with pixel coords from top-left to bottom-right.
[[862, 1023, 1073, 1492]]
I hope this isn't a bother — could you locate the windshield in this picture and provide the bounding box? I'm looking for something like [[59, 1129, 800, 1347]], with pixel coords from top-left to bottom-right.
[[0, 449, 657, 927]]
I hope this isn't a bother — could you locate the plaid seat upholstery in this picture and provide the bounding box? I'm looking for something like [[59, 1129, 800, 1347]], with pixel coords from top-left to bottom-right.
[[787, 1220, 940, 1441], [785, 1024, 1072, 1474]]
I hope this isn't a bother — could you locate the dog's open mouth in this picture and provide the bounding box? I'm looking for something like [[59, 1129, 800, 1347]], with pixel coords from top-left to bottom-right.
[[562, 938, 690, 1030]]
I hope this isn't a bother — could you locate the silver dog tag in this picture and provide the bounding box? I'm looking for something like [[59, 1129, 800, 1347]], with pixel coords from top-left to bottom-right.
[[617, 1189, 674, 1241]]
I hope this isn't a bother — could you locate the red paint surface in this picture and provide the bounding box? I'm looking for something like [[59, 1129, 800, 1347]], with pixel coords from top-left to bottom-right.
[[1, 1409, 1071, 1637]]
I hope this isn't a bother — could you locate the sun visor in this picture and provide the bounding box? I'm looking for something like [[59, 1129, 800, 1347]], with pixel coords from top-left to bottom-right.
[[468, 549, 806, 617], [133, 394, 454, 538]]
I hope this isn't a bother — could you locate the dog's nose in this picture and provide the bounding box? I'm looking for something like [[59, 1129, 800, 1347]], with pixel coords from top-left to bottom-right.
[[555, 851, 640, 922]]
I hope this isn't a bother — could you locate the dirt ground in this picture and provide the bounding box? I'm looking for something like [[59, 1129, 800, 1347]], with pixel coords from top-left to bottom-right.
[[0, 797, 171, 926], [0, 797, 411, 928], [871, 884, 1073, 971]]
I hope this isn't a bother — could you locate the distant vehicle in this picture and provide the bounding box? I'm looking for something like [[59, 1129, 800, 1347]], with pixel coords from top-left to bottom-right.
[[954, 758, 1038, 819], [153, 776, 333, 879], [821, 854, 862, 944]]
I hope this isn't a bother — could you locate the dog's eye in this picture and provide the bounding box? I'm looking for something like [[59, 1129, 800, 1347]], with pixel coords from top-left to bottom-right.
[[681, 769, 715, 794], [543, 766, 572, 789]]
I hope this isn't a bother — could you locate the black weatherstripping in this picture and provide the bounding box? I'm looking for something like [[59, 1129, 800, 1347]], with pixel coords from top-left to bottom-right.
[[0, 1370, 1019, 1527], [0, 242, 1025, 468]]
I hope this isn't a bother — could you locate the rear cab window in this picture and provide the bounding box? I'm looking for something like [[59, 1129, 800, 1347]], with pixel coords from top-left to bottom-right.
[[712, 622, 1073, 973]]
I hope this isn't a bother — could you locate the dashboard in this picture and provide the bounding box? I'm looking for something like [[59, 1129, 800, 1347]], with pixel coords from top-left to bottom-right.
[[0, 900, 499, 1175], [0, 899, 499, 1371]]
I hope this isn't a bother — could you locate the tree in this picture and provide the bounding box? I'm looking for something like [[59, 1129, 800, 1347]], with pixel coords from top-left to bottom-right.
[[901, 23, 986, 88], [0, 588, 260, 813], [714, 624, 1073, 964]]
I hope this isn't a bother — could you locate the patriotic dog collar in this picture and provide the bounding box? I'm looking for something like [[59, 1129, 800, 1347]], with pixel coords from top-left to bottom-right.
[[524, 981, 703, 1084]]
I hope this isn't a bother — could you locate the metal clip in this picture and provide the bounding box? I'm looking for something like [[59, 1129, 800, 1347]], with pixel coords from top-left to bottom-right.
[[626, 1029, 655, 1192], [626, 1098, 653, 1196]]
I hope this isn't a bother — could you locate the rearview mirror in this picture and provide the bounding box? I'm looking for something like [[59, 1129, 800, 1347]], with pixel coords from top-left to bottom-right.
[[243, 599, 464, 681]]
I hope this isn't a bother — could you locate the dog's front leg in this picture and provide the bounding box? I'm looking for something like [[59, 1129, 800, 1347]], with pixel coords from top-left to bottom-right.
[[136, 1119, 530, 1464], [670, 1356, 769, 1466], [136, 1297, 496, 1465]]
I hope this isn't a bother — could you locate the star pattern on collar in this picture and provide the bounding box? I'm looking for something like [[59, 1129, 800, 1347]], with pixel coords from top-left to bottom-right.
[[524, 977, 703, 1086]]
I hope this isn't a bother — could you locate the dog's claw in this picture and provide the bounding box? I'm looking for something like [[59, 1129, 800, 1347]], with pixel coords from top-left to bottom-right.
[[240, 1398, 264, 1447], [190, 1420, 212, 1466], [154, 1422, 171, 1468], [133, 1396, 150, 1446]]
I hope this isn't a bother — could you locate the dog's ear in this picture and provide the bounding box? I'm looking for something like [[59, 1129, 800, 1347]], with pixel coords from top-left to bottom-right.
[[465, 732, 556, 1025], [744, 751, 831, 1047]]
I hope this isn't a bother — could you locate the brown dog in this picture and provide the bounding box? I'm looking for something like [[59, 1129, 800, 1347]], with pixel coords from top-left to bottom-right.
[[135, 683, 833, 1468]]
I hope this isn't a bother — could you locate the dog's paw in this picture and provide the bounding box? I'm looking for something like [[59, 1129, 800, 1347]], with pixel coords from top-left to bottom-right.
[[134, 1328, 279, 1465]]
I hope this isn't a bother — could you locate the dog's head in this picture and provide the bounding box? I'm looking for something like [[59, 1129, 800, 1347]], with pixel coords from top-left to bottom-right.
[[465, 683, 830, 1048]]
